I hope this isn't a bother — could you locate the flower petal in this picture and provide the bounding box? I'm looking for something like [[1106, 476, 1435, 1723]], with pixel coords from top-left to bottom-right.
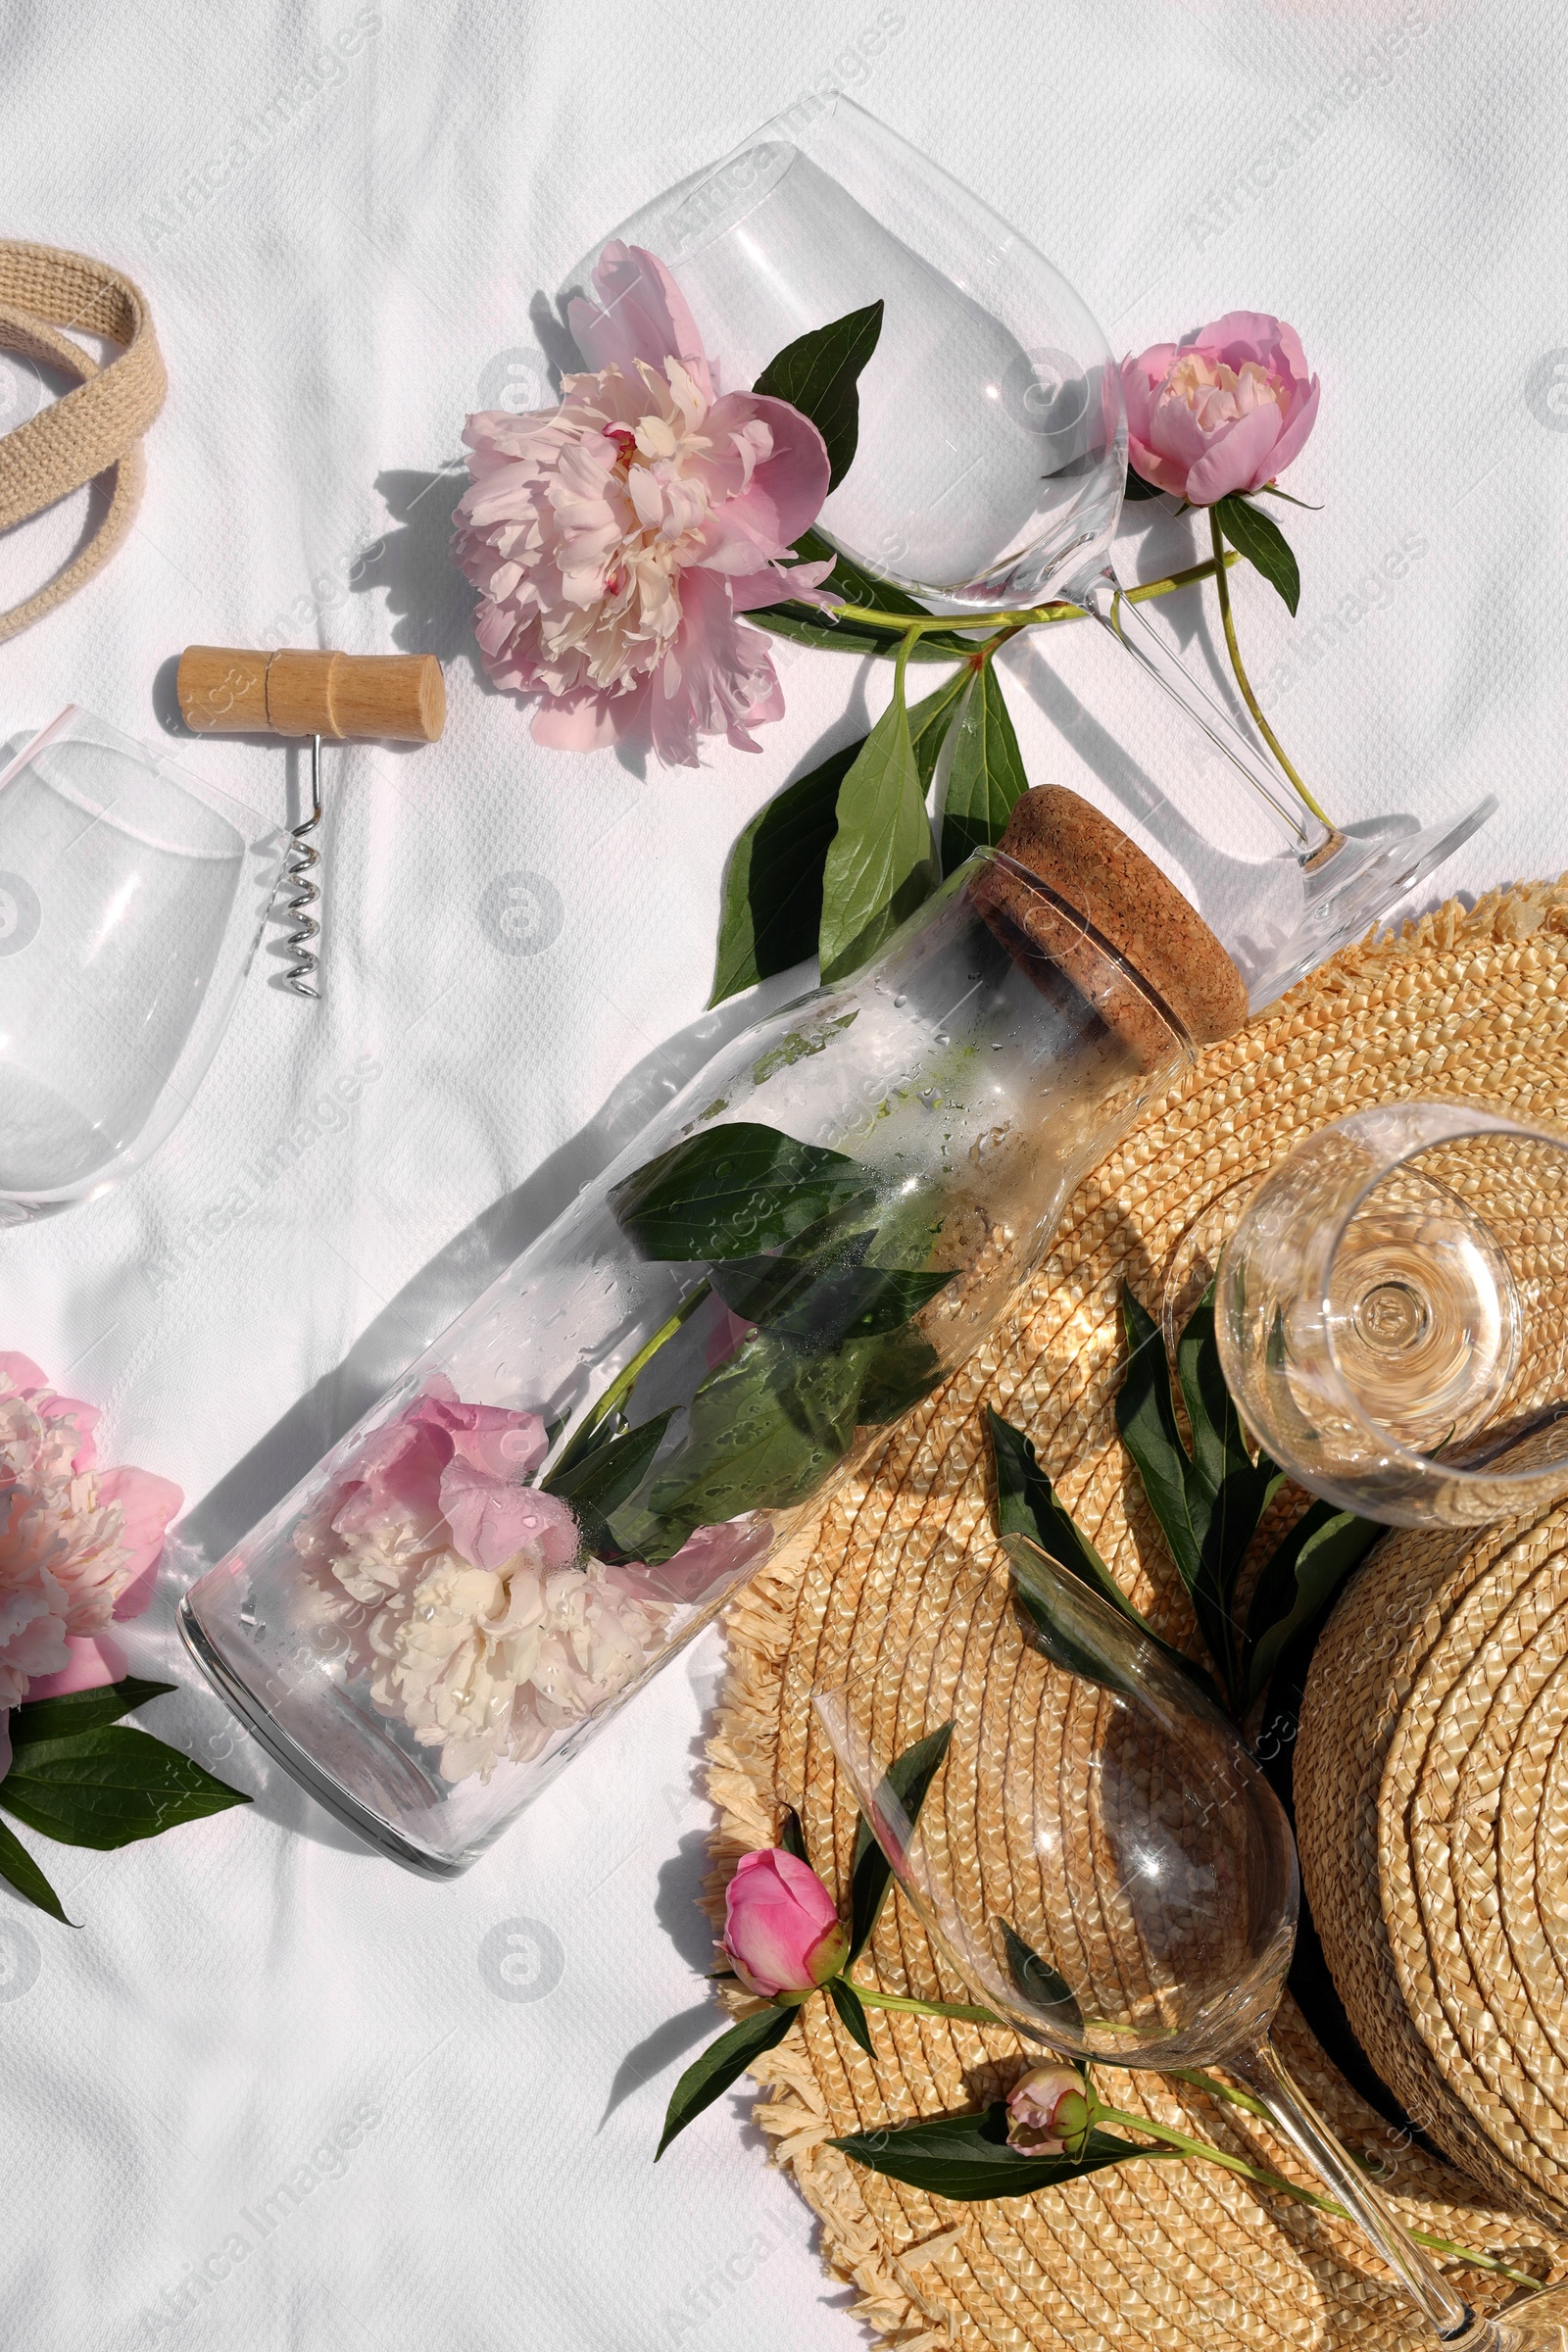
[[97, 1467, 183, 1608], [1260, 372, 1321, 480], [23, 1632, 126, 1699], [567, 241, 713, 405], [1184, 399, 1286, 504]]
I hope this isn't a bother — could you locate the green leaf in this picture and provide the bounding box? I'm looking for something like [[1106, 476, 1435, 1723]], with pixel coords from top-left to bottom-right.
[[710, 1252, 954, 1348], [753, 300, 884, 493], [818, 685, 940, 984], [848, 1721, 953, 1964], [1244, 1501, 1383, 1708], [1176, 1287, 1285, 1657], [633, 1332, 863, 1560], [1116, 1286, 1202, 1592], [1000, 1921, 1081, 2024], [9, 1677, 176, 1745], [1122, 467, 1164, 504], [709, 741, 854, 1006], [657, 2002, 799, 2158], [854, 1324, 945, 1425], [1175, 1285, 1252, 1499], [748, 528, 977, 662], [831, 2101, 1176, 2202], [542, 1408, 676, 1555], [940, 661, 1029, 873], [1001, 1537, 1149, 1699], [1213, 494, 1300, 616], [778, 1807, 809, 1865], [1115, 1285, 1290, 1708], [610, 1121, 868, 1261], [0, 1727, 251, 1851], [0, 1814, 73, 1925], [986, 1408, 1146, 1631], [826, 1974, 875, 2056], [909, 671, 974, 795]]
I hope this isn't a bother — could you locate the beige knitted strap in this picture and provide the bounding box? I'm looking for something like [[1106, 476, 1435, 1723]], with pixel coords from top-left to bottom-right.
[[0, 241, 167, 644]]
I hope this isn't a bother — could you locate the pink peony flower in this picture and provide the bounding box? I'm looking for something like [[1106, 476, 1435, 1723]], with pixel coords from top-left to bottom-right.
[[436, 1461, 577, 1577], [1121, 312, 1319, 506], [721, 1846, 849, 2000], [608, 1516, 773, 1607], [1004, 2064, 1092, 2155], [330, 1381, 550, 1553], [0, 1358, 181, 1740], [452, 241, 835, 766]]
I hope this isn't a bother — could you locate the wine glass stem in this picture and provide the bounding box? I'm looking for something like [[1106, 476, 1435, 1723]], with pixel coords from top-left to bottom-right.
[[1233, 2036, 1481, 2343], [1070, 564, 1343, 859]]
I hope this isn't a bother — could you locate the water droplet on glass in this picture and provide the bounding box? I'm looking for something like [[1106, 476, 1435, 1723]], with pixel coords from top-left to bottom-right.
[[893, 994, 907, 1008]]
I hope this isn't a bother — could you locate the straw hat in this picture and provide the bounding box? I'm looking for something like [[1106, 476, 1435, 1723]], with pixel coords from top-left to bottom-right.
[[1297, 1504, 1568, 2235], [705, 877, 1568, 2350]]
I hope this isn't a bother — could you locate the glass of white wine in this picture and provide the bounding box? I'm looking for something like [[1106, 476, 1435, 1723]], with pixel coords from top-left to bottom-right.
[[1215, 1100, 1568, 1526]]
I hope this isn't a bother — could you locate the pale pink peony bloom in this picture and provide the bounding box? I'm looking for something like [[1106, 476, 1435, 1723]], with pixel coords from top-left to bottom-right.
[[368, 1550, 669, 1786], [721, 1846, 849, 2000], [1121, 312, 1320, 506], [1005, 2064, 1092, 2155], [0, 1358, 181, 1738], [301, 1381, 672, 1783], [452, 241, 834, 766]]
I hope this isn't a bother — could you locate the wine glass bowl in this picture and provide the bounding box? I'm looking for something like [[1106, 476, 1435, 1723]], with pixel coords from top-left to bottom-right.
[[1215, 1102, 1568, 1526], [563, 105, 1124, 612], [815, 1548, 1295, 2068], [0, 707, 283, 1222]]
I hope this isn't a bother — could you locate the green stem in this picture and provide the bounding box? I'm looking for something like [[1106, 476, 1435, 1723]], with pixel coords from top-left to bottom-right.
[[1163, 2066, 1271, 2122], [846, 1981, 1005, 2027], [1089, 2100, 1541, 2289], [892, 624, 913, 713], [827, 552, 1241, 643], [1208, 508, 1336, 832], [547, 1282, 711, 1481]]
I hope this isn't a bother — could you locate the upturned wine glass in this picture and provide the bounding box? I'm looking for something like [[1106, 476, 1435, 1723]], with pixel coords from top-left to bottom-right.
[[0, 707, 283, 1222], [814, 1543, 1567, 2347], [1215, 1100, 1568, 1527], [562, 96, 1493, 1013]]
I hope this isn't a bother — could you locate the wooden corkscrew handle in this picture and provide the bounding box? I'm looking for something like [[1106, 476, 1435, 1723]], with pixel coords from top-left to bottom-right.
[[176, 645, 445, 743]]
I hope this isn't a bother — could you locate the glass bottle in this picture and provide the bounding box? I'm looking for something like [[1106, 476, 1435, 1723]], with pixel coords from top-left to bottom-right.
[[179, 848, 1193, 1874]]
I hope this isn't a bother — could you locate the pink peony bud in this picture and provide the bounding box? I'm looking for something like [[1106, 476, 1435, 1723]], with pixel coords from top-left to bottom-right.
[[720, 1847, 850, 2001], [1121, 312, 1319, 507], [1005, 2064, 1092, 2155]]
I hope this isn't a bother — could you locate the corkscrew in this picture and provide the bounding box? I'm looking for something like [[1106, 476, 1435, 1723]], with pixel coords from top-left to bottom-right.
[[175, 645, 445, 1000]]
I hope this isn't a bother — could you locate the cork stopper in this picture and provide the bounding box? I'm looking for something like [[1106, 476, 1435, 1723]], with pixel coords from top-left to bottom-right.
[[176, 646, 445, 743], [975, 786, 1249, 1061]]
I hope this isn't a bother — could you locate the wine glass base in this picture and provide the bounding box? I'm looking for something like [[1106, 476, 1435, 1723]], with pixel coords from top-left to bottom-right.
[[1476, 2279, 1568, 2349], [1242, 797, 1498, 1015]]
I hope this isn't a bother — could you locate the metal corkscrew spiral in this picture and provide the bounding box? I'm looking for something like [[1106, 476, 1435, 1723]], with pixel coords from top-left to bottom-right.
[[281, 733, 323, 1000], [174, 645, 446, 1004]]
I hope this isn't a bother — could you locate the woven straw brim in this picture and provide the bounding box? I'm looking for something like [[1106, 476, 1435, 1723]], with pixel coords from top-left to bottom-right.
[[705, 880, 1568, 2352], [1298, 1502, 1568, 2233]]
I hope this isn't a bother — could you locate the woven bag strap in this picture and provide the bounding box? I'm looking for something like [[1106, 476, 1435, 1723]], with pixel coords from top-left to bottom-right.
[[0, 241, 167, 644]]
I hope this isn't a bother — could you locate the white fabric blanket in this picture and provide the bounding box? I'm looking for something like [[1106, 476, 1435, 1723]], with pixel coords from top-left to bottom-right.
[[0, 3, 1562, 2345]]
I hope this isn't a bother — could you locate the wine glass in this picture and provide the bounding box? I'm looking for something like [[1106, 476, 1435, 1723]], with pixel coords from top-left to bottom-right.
[[1214, 1099, 1568, 1527], [0, 707, 283, 1222], [814, 1544, 1565, 2347], [561, 96, 1494, 1015]]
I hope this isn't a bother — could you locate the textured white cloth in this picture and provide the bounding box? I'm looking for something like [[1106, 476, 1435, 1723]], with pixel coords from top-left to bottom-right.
[[0, 3, 1563, 2345]]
